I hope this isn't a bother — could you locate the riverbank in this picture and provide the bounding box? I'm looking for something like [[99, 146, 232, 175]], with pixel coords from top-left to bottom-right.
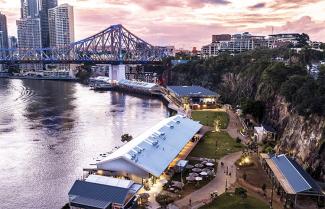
[[0, 75, 79, 81]]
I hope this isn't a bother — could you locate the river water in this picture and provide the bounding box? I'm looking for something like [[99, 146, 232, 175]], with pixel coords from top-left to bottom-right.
[[0, 79, 169, 209]]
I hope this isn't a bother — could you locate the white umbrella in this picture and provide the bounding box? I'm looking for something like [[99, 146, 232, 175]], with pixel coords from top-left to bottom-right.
[[186, 176, 196, 181], [186, 165, 194, 169], [192, 168, 202, 173], [189, 172, 199, 177], [195, 163, 204, 168], [206, 162, 214, 167], [200, 172, 208, 176], [195, 177, 203, 181]]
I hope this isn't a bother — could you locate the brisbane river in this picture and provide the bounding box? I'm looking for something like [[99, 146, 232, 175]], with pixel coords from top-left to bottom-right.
[[0, 79, 169, 209]]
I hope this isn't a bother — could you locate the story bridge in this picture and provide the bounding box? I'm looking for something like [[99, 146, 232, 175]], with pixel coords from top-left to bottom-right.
[[0, 24, 170, 65]]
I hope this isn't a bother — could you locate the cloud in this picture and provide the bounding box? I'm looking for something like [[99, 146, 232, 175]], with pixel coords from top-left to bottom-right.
[[270, 0, 320, 10], [249, 2, 266, 9], [247, 16, 325, 41]]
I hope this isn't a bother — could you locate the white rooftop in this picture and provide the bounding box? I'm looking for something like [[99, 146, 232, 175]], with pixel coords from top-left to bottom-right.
[[86, 175, 134, 189], [97, 115, 202, 177], [118, 79, 158, 89]]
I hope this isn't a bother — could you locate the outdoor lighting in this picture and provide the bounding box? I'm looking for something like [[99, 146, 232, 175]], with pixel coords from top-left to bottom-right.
[[97, 170, 104, 175], [244, 157, 250, 164]]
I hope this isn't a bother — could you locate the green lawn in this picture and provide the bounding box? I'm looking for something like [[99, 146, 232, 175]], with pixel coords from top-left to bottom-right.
[[192, 110, 229, 129], [200, 192, 269, 209], [189, 131, 243, 159]]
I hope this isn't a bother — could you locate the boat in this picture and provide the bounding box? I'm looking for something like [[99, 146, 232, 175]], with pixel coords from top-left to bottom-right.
[[90, 82, 114, 91]]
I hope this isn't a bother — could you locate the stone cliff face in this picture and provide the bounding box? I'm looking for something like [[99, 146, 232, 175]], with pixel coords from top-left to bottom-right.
[[220, 73, 325, 181]]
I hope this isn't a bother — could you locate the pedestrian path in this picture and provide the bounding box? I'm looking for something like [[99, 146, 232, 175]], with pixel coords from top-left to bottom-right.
[[174, 151, 242, 209]]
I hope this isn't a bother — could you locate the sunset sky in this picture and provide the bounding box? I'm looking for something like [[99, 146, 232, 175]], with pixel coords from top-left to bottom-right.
[[1, 0, 325, 48]]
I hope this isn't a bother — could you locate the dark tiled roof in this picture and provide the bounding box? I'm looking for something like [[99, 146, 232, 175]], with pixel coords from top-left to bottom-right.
[[69, 180, 130, 208], [167, 86, 218, 97], [70, 196, 111, 209]]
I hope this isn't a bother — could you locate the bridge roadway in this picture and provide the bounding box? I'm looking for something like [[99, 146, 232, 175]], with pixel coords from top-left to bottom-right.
[[0, 24, 169, 65]]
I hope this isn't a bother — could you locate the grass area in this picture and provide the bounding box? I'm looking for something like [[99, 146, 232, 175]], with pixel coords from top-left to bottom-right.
[[236, 155, 272, 189], [200, 192, 269, 209], [189, 131, 243, 159], [192, 110, 229, 129]]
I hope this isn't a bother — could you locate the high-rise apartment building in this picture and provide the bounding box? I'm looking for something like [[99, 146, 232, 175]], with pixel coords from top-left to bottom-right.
[[202, 32, 267, 56], [39, 0, 58, 48], [0, 12, 9, 49], [8, 36, 18, 48], [48, 4, 74, 47], [17, 18, 42, 71], [21, 0, 40, 18], [48, 4, 74, 71]]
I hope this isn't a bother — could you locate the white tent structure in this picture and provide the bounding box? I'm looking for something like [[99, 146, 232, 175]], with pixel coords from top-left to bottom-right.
[[97, 115, 202, 181]]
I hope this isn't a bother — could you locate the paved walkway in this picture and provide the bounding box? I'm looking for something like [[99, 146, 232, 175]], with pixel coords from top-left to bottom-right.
[[174, 151, 242, 209], [225, 109, 247, 143]]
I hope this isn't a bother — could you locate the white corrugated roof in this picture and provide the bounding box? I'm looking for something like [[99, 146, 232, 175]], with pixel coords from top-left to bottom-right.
[[118, 79, 158, 89], [97, 115, 202, 177], [86, 175, 134, 189]]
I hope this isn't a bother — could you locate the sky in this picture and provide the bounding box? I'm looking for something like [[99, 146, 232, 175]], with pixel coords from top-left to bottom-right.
[[1, 0, 325, 49]]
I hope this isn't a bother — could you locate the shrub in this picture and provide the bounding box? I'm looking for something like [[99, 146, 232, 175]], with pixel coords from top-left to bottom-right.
[[236, 137, 241, 143], [235, 187, 248, 198], [155, 193, 175, 206], [243, 172, 247, 180]]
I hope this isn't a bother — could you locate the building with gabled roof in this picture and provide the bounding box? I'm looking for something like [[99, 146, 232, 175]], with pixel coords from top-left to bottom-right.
[[96, 115, 202, 182], [261, 154, 324, 207], [68, 175, 142, 209]]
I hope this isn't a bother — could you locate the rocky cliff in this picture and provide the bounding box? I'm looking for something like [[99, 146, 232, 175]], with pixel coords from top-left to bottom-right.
[[220, 72, 325, 181]]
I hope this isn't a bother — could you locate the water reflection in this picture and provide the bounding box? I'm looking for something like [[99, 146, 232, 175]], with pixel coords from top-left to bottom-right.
[[0, 79, 168, 209]]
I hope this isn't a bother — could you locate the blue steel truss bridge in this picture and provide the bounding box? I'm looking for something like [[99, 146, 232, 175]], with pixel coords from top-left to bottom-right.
[[0, 24, 170, 65]]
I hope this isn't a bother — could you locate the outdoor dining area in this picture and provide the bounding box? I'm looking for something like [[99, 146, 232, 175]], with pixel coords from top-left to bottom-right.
[[162, 159, 216, 194]]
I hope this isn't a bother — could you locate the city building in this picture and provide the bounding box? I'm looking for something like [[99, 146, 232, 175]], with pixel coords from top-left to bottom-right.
[[0, 12, 8, 72], [202, 32, 267, 56], [167, 86, 219, 109], [39, 0, 58, 48], [267, 33, 301, 48], [165, 46, 175, 57], [68, 175, 142, 209], [8, 36, 18, 48], [48, 3, 75, 72], [212, 34, 231, 43], [48, 3, 74, 48], [95, 115, 202, 184], [17, 18, 42, 71], [21, 0, 40, 18], [0, 12, 9, 49]]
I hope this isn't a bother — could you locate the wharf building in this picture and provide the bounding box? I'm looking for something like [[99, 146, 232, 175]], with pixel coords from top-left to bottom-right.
[[88, 115, 203, 187], [166, 86, 219, 110]]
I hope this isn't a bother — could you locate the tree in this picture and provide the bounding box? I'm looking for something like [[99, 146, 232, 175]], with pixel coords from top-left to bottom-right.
[[121, 134, 133, 143], [261, 183, 267, 193], [296, 33, 310, 47]]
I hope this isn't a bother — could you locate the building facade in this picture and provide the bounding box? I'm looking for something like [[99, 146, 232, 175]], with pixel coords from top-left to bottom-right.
[[48, 4, 74, 47], [0, 12, 9, 49], [39, 0, 58, 48], [48, 3, 74, 71], [202, 32, 267, 56], [21, 0, 40, 18], [0, 12, 9, 71], [17, 18, 42, 71]]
